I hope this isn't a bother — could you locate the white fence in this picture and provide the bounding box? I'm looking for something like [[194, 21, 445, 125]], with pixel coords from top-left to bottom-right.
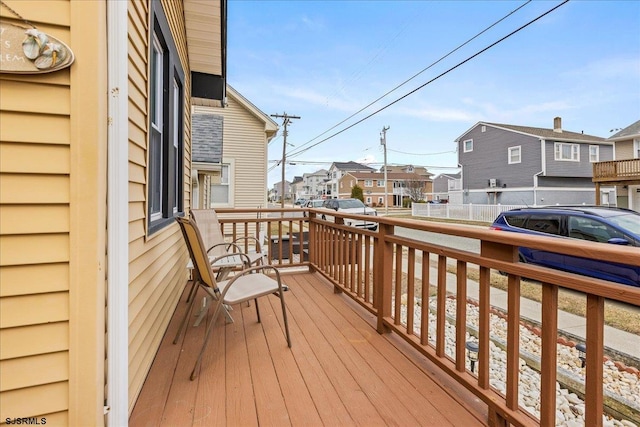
[[411, 203, 526, 223]]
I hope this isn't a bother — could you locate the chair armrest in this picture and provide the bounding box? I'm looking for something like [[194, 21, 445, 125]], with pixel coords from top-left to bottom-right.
[[232, 236, 263, 253], [207, 242, 243, 254], [221, 265, 285, 296], [209, 252, 251, 269]]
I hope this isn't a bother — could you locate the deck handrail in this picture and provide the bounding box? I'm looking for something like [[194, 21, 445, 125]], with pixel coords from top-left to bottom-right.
[[211, 207, 640, 427]]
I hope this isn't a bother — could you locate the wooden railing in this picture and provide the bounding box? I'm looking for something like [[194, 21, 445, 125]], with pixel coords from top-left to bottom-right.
[[593, 159, 640, 182], [212, 207, 640, 427]]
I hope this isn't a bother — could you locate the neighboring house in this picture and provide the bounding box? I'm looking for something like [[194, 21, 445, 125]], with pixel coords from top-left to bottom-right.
[[0, 0, 226, 424], [593, 120, 640, 211], [327, 161, 375, 198], [301, 169, 328, 199], [455, 117, 612, 205], [382, 164, 432, 177], [272, 180, 292, 201], [340, 172, 433, 207], [290, 175, 304, 201], [192, 85, 278, 210], [432, 172, 461, 201]]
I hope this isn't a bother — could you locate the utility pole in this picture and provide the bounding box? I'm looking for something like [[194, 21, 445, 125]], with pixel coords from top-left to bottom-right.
[[271, 112, 300, 208], [380, 126, 390, 216]]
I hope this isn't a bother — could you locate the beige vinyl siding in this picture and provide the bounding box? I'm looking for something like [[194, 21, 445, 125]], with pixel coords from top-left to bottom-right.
[[193, 96, 268, 208], [615, 140, 634, 160], [126, 0, 192, 411], [0, 2, 75, 421]]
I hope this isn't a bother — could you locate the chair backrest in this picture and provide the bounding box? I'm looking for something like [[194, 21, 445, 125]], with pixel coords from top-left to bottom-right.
[[191, 209, 227, 257], [176, 217, 219, 292]]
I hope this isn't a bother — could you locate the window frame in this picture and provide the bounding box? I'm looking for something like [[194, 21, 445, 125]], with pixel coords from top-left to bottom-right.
[[508, 145, 521, 164], [147, 1, 186, 235], [463, 139, 473, 153], [554, 142, 580, 162], [589, 145, 599, 163], [377, 180, 385, 187]]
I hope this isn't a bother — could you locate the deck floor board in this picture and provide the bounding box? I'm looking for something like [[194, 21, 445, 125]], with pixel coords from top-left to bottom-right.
[[130, 271, 487, 426]]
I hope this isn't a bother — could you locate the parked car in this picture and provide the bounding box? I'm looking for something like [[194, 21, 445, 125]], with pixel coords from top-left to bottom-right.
[[294, 198, 307, 206], [490, 206, 640, 286], [320, 198, 378, 231], [304, 199, 325, 209]]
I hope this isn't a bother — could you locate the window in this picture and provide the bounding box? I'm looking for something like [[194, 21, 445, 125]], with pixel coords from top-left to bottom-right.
[[554, 142, 579, 161], [364, 179, 373, 187], [366, 197, 371, 204], [463, 139, 473, 152], [508, 146, 521, 164], [481, 126, 486, 133], [148, 1, 185, 233], [377, 180, 385, 187], [524, 215, 562, 236], [634, 139, 640, 158], [210, 164, 230, 205], [589, 145, 599, 163], [378, 197, 384, 205]]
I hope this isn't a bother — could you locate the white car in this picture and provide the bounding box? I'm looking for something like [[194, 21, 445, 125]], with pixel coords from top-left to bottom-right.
[[320, 198, 378, 231], [304, 199, 325, 209]]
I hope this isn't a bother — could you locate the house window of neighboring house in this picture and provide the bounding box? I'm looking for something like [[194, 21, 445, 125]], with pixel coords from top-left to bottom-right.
[[364, 180, 373, 187], [554, 142, 579, 161], [481, 126, 486, 132], [340, 182, 343, 189], [148, 1, 184, 234], [378, 197, 384, 205], [332, 172, 337, 179], [210, 163, 231, 206], [377, 180, 385, 187], [634, 139, 640, 158], [589, 145, 599, 163], [508, 146, 521, 164], [463, 139, 473, 152], [366, 197, 371, 204]]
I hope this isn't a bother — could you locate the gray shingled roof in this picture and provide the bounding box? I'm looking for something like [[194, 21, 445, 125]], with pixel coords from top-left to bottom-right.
[[609, 120, 640, 139], [485, 122, 606, 143], [192, 113, 223, 163], [349, 172, 432, 181], [332, 161, 375, 171]]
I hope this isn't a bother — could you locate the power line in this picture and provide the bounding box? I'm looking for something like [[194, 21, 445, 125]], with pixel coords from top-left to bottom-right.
[[388, 148, 456, 156], [287, 0, 533, 158], [270, 112, 300, 207], [286, 0, 568, 159]]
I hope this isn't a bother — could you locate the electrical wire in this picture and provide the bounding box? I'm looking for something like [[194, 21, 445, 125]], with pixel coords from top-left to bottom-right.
[[286, 0, 569, 159], [287, 0, 533, 158]]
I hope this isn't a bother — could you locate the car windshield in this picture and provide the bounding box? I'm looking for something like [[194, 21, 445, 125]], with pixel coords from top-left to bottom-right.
[[607, 213, 640, 235], [337, 199, 365, 209]]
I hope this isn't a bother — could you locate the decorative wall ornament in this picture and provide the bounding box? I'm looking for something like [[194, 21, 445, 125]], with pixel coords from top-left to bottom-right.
[[0, 1, 74, 74]]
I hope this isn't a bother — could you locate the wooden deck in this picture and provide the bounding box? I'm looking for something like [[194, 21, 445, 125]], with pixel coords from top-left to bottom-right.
[[129, 270, 487, 426]]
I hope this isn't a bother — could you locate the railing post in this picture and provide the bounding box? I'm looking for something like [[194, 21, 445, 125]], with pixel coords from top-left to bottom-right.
[[375, 222, 393, 334], [308, 211, 317, 273]]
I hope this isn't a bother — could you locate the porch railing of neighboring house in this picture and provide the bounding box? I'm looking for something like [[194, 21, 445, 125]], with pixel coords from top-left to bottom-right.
[[212, 207, 640, 427], [412, 203, 526, 223], [593, 159, 640, 182]]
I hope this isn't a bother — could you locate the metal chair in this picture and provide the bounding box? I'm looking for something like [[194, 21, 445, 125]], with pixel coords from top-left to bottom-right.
[[175, 216, 291, 380]]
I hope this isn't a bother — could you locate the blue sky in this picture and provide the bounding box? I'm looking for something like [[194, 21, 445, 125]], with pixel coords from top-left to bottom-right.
[[226, 0, 640, 186]]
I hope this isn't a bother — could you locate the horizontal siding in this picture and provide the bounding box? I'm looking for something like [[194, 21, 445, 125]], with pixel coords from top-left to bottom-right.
[[0, 322, 68, 360], [0, 351, 68, 392], [0, 112, 70, 145], [1, 234, 69, 265], [0, 382, 68, 421], [615, 140, 634, 159], [0, 263, 69, 297], [0, 80, 70, 115], [1, 205, 69, 234], [0, 293, 68, 328], [0, 174, 69, 204], [126, 0, 193, 412], [0, 143, 70, 174]]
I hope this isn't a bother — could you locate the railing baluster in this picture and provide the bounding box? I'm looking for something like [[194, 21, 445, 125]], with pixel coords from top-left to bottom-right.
[[364, 235, 371, 304], [420, 251, 430, 346], [540, 282, 558, 427], [478, 266, 490, 389], [585, 294, 605, 427], [394, 244, 402, 325], [456, 260, 467, 372], [407, 248, 415, 335], [436, 255, 446, 357], [506, 274, 521, 410]]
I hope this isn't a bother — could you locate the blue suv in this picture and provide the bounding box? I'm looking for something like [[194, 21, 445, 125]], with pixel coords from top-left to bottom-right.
[[490, 206, 640, 287]]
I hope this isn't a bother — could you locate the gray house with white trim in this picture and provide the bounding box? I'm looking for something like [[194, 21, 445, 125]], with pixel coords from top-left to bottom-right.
[[455, 117, 613, 206]]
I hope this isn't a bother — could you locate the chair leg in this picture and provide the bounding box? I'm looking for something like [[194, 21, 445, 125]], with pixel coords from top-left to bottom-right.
[[278, 290, 292, 348], [185, 280, 198, 304], [191, 299, 225, 380], [254, 298, 260, 323]]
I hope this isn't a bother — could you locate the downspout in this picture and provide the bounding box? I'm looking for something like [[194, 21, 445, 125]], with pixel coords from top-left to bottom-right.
[[106, 1, 129, 425], [534, 139, 546, 206]]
